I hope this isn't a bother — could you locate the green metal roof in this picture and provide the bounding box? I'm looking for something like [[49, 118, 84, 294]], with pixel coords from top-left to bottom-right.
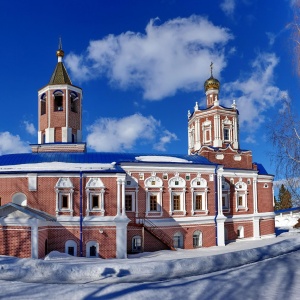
[[49, 62, 72, 85]]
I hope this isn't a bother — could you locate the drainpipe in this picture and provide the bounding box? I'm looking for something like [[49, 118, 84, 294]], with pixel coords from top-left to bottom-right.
[[214, 165, 218, 245], [80, 170, 83, 257]]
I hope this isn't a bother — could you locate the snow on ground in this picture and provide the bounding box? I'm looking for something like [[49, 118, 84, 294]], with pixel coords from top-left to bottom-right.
[[1, 213, 300, 299]]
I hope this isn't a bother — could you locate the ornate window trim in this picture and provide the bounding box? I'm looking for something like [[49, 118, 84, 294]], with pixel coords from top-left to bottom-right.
[[145, 173, 163, 216], [169, 173, 186, 216], [235, 181, 248, 212], [85, 178, 105, 216], [202, 120, 212, 144], [55, 178, 74, 216], [191, 175, 208, 215]]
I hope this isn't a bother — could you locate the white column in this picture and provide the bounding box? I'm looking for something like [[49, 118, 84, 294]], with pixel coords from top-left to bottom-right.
[[253, 177, 258, 214], [117, 179, 121, 216], [116, 221, 128, 259], [66, 89, 69, 129], [253, 216, 260, 239], [31, 220, 39, 259], [121, 178, 126, 216], [233, 116, 239, 149]]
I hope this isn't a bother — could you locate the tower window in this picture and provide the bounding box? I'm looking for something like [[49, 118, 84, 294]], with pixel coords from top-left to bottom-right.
[[224, 128, 230, 141], [54, 95, 63, 111], [70, 92, 78, 113], [40, 93, 46, 115]]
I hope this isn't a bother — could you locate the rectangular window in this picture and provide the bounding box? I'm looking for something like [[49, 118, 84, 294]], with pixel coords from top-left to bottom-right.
[[238, 195, 243, 206], [224, 128, 229, 141], [222, 196, 226, 207], [173, 195, 181, 210], [195, 195, 203, 210], [62, 195, 69, 208], [68, 246, 74, 256], [41, 100, 46, 115], [125, 194, 133, 211], [54, 96, 63, 111], [92, 195, 99, 209], [150, 195, 157, 211]]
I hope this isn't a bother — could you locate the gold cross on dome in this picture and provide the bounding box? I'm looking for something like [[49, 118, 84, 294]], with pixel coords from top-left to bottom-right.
[[210, 62, 213, 77]]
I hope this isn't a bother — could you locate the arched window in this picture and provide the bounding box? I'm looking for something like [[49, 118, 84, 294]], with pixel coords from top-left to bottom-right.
[[132, 236, 142, 252], [12, 192, 27, 206], [173, 231, 183, 249], [53, 90, 63, 111], [193, 230, 202, 248], [70, 91, 78, 113], [40, 93, 46, 115], [86, 241, 99, 258], [237, 226, 244, 239], [65, 240, 77, 256]]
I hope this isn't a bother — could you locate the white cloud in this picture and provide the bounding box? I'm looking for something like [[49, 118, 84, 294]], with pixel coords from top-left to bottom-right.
[[222, 52, 287, 133], [23, 121, 36, 136], [86, 113, 177, 152], [0, 132, 30, 155], [65, 16, 233, 100], [154, 130, 178, 151], [220, 0, 236, 17]]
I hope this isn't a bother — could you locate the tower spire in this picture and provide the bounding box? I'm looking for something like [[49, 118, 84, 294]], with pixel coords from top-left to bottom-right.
[[210, 62, 213, 77], [56, 37, 64, 62]]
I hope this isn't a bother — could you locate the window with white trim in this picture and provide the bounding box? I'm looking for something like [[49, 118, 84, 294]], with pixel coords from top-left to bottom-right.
[[193, 230, 202, 248], [222, 117, 232, 143], [222, 181, 230, 211], [55, 178, 74, 215], [65, 240, 77, 256], [145, 175, 163, 216], [169, 174, 186, 215], [235, 181, 248, 211], [237, 226, 244, 238], [191, 176, 208, 214], [202, 120, 212, 144], [172, 194, 182, 211], [125, 176, 138, 213], [132, 235, 142, 252], [173, 231, 184, 249], [86, 241, 99, 258], [85, 178, 105, 216]]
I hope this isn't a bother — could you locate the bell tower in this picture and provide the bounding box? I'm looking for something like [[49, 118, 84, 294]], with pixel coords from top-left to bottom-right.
[[188, 63, 239, 154], [32, 40, 86, 153]]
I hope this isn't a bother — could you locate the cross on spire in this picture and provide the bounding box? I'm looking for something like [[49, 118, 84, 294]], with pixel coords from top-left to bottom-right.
[[210, 62, 213, 77]]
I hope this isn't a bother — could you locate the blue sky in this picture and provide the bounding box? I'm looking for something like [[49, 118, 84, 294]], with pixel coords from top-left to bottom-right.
[[0, 0, 298, 178]]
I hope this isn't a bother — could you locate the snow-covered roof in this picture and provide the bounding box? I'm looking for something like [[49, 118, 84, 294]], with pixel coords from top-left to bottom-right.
[[0, 152, 215, 174]]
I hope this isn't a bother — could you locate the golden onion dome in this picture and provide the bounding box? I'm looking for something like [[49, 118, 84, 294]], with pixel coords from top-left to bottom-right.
[[204, 62, 220, 92], [204, 75, 220, 92], [56, 49, 64, 58]]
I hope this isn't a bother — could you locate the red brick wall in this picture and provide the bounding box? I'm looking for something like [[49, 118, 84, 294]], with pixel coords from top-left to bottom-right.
[[47, 225, 117, 259], [0, 226, 31, 258], [38, 226, 49, 258], [257, 182, 274, 213], [225, 221, 253, 241], [260, 218, 275, 236]]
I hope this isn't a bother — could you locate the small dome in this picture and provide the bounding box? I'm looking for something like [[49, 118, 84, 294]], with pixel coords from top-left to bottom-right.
[[204, 75, 220, 92], [56, 49, 64, 58]]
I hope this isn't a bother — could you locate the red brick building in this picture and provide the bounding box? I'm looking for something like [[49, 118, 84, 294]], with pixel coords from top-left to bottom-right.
[[0, 47, 274, 259]]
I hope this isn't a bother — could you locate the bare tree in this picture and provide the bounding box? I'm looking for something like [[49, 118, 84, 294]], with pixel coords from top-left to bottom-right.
[[270, 98, 300, 204]]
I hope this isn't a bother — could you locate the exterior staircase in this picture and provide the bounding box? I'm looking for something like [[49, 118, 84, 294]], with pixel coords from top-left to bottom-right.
[[134, 213, 176, 251]]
